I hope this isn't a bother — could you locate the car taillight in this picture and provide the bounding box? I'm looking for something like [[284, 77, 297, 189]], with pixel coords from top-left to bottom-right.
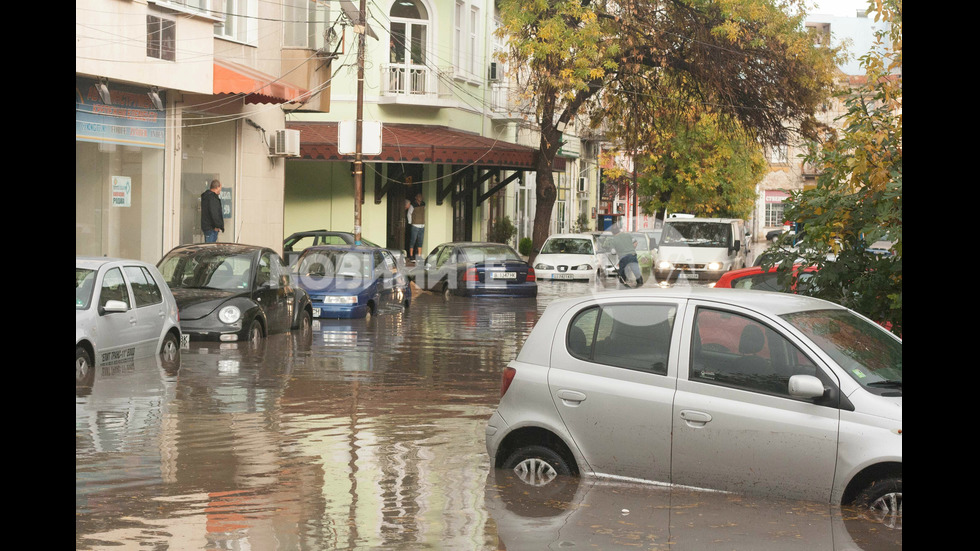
[[526, 267, 535, 282], [501, 367, 516, 397], [464, 267, 479, 282]]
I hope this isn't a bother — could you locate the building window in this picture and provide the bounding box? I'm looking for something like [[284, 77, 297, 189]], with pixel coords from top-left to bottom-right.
[[454, 1, 464, 69], [387, 0, 430, 95], [469, 6, 480, 75], [147, 15, 176, 61], [283, 0, 330, 49], [214, 0, 256, 44], [765, 201, 785, 227]]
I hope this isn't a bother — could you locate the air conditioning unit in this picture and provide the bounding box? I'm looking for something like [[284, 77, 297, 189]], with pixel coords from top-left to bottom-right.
[[270, 129, 300, 157], [488, 62, 500, 82]]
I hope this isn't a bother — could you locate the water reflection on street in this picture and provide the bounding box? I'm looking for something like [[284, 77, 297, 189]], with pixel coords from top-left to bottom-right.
[[76, 276, 900, 550]]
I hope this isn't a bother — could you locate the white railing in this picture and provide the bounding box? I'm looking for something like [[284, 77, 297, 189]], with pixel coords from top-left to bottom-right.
[[382, 63, 431, 96]]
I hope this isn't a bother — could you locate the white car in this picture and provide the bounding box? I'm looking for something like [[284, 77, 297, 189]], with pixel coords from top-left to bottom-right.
[[486, 287, 901, 512], [533, 233, 611, 282], [76, 257, 182, 385]]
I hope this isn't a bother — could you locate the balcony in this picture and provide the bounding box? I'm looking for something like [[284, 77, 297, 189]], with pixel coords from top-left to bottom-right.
[[379, 63, 454, 108]]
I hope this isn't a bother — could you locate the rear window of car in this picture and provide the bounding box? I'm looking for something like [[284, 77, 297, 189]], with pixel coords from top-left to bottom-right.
[[567, 303, 676, 375], [460, 245, 521, 262]]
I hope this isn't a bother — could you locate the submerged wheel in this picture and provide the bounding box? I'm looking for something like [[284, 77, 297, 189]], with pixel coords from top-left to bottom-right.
[[76, 346, 94, 386], [160, 333, 179, 361], [247, 319, 264, 341], [502, 445, 572, 487], [855, 477, 902, 527]]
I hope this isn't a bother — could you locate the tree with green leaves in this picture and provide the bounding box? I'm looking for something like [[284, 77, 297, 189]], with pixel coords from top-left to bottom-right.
[[496, 0, 838, 262], [768, 0, 902, 335], [632, 112, 768, 219]]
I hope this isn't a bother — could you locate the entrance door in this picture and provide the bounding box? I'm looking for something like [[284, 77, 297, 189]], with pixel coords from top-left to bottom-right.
[[386, 165, 423, 253]]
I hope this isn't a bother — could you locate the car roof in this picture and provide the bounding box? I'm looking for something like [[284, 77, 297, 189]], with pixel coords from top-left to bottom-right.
[[300, 244, 383, 253], [163, 243, 269, 256], [544, 233, 597, 240], [76, 257, 155, 269], [547, 286, 845, 317]]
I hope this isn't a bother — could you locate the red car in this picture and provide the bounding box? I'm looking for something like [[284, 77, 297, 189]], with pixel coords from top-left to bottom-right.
[[713, 264, 816, 293]]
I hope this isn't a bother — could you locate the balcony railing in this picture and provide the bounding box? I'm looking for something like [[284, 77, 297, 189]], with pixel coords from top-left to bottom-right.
[[382, 63, 431, 96]]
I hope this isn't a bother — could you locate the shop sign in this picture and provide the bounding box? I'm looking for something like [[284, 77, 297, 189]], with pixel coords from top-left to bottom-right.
[[76, 78, 165, 149], [111, 176, 132, 207]]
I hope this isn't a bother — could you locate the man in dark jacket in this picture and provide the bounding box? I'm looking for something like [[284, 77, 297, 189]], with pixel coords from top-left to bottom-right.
[[201, 179, 224, 243]]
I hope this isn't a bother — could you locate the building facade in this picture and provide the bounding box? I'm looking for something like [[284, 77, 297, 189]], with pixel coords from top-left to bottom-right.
[[284, 0, 598, 257], [76, 0, 329, 262]]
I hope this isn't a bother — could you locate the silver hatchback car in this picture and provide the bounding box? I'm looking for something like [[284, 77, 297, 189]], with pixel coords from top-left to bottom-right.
[[486, 287, 901, 512], [76, 257, 182, 385]]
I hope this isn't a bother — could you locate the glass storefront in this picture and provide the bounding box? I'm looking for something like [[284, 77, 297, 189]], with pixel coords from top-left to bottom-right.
[[76, 78, 165, 263], [180, 112, 237, 244]]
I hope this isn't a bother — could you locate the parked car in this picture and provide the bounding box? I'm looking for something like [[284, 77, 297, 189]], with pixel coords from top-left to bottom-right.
[[76, 257, 182, 385], [157, 244, 312, 342], [713, 264, 817, 293], [414, 242, 537, 298], [283, 229, 407, 268], [533, 233, 611, 282], [292, 245, 411, 320], [655, 218, 749, 282], [486, 287, 902, 510]]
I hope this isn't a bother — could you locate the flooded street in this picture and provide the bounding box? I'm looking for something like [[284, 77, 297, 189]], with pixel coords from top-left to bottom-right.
[[76, 277, 900, 550]]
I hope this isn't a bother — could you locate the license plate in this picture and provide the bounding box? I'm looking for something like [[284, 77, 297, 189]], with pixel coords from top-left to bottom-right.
[[312, 308, 321, 317], [180, 333, 190, 349], [677, 272, 700, 279], [551, 274, 574, 280], [491, 272, 517, 280]]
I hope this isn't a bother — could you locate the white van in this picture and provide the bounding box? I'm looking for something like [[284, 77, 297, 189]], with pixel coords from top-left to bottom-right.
[[654, 217, 748, 281]]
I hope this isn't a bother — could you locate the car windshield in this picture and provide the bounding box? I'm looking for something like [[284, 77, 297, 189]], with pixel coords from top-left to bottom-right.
[[76, 268, 97, 310], [159, 252, 253, 291], [661, 222, 731, 247], [541, 238, 594, 255], [460, 245, 522, 263], [296, 250, 373, 279], [781, 309, 902, 393]]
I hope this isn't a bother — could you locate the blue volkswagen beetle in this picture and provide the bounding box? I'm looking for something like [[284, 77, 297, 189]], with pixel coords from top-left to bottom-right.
[[292, 245, 411, 320]]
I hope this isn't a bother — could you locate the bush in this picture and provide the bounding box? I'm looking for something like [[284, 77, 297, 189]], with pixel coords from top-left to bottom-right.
[[518, 237, 533, 256], [487, 216, 517, 244]]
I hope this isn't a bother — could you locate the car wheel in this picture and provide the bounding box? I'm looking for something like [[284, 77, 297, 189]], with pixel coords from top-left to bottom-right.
[[294, 309, 312, 333], [76, 346, 94, 386], [247, 319, 264, 342], [441, 282, 452, 300], [160, 333, 179, 362], [502, 445, 572, 487], [855, 477, 902, 527]]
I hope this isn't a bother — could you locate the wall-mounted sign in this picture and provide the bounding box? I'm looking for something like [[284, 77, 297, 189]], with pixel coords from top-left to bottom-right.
[[76, 77, 165, 149], [111, 176, 132, 207]]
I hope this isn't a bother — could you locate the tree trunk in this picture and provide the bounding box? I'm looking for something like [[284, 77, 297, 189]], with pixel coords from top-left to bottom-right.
[[529, 121, 561, 265]]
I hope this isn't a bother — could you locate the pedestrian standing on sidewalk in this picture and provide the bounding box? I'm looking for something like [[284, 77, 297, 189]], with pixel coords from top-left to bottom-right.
[[406, 191, 426, 261], [201, 179, 224, 243], [609, 223, 643, 287]]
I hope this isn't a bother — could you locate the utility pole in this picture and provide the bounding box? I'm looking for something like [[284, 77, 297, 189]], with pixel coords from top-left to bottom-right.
[[352, 0, 367, 243]]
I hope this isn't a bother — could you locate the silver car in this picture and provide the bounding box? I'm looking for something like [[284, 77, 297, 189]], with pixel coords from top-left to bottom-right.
[[76, 257, 182, 385], [486, 287, 901, 513]]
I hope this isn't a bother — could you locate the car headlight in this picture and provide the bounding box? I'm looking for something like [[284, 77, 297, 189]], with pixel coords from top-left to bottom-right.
[[707, 262, 723, 271], [534, 263, 554, 270], [657, 261, 673, 270], [575, 264, 593, 270], [218, 305, 241, 324]]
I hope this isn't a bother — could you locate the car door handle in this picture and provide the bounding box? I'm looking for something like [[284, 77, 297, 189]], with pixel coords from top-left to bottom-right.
[[679, 410, 712, 427], [557, 389, 587, 406]]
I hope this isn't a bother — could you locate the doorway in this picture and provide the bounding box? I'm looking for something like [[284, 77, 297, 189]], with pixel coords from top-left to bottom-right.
[[386, 164, 423, 253]]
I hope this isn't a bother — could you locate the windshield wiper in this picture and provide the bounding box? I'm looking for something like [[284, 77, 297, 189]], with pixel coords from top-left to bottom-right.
[[867, 380, 902, 389]]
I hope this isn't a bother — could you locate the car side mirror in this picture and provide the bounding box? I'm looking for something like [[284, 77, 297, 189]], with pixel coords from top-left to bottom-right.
[[99, 299, 129, 315], [788, 374, 825, 399]]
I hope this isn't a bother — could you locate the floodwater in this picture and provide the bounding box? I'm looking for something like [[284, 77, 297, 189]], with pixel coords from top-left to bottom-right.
[[76, 276, 901, 550]]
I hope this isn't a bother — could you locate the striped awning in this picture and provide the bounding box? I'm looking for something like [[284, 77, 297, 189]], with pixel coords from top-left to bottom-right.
[[213, 58, 307, 104]]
